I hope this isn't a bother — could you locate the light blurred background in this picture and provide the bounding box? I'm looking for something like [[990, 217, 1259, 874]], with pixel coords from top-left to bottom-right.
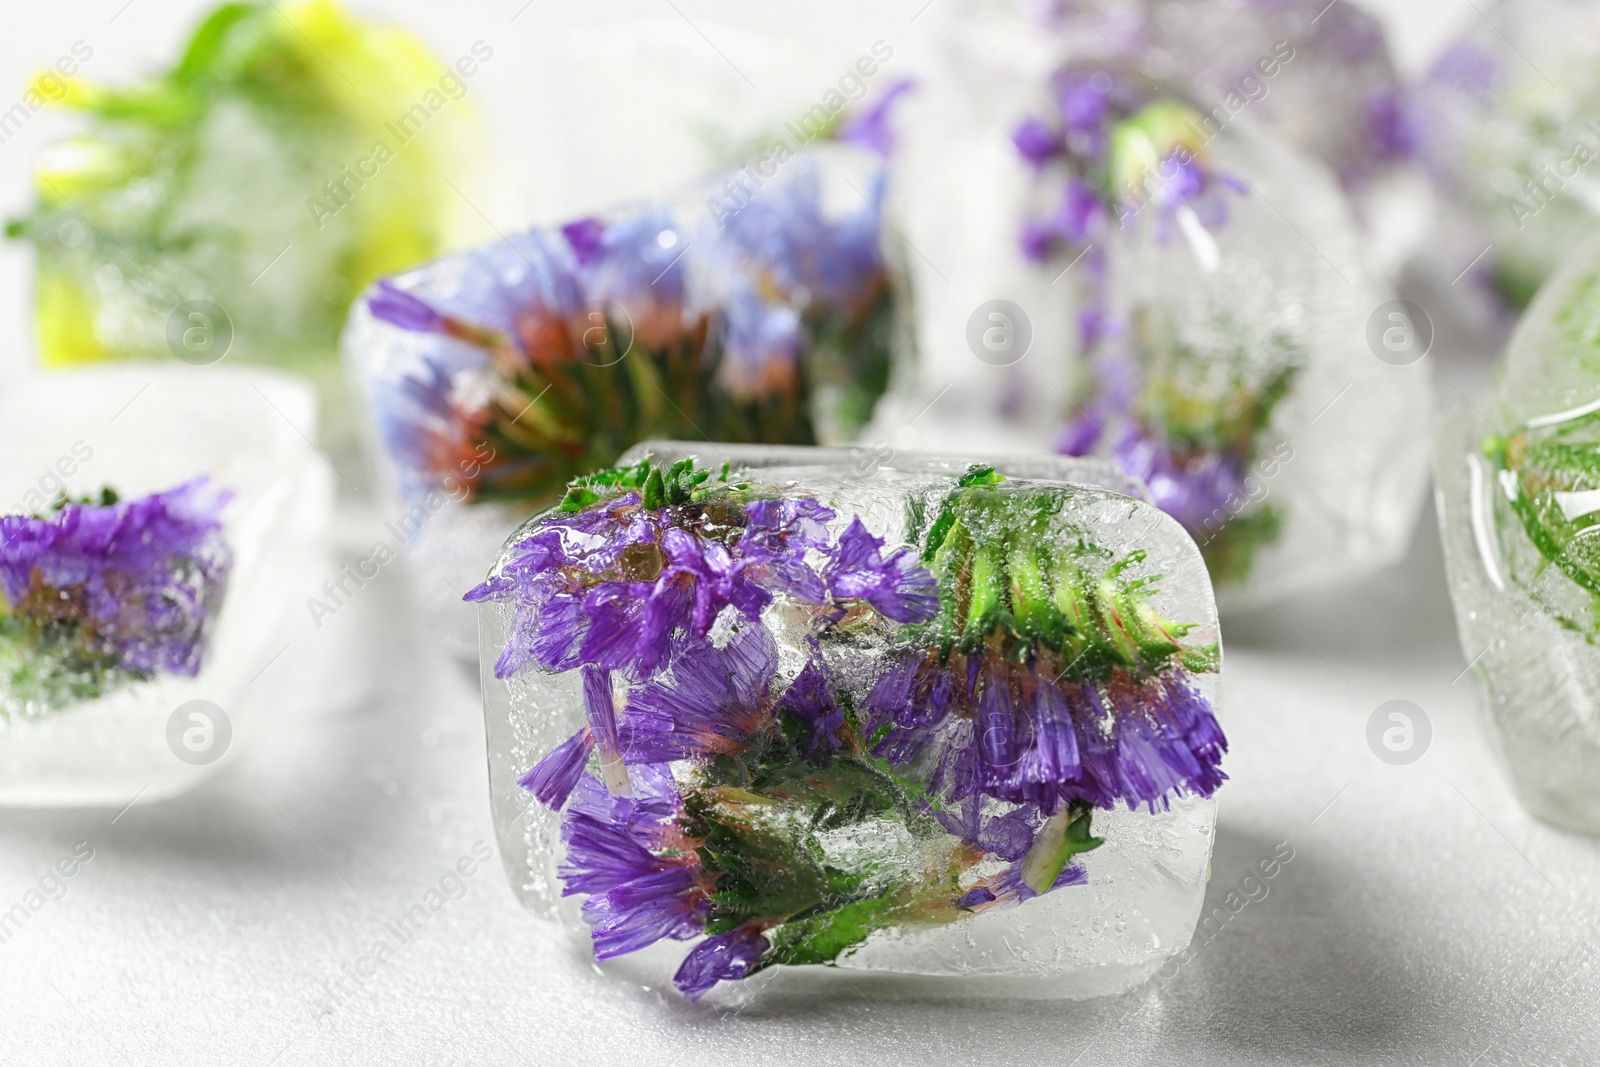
[[0, 0, 1482, 380]]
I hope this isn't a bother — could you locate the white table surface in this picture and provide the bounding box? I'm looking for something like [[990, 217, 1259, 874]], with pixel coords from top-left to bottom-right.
[[5, 2, 1599, 1065]]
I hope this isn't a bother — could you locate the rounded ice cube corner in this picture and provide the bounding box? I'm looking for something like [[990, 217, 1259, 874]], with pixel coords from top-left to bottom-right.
[[0, 366, 335, 807], [472, 442, 1227, 1002]]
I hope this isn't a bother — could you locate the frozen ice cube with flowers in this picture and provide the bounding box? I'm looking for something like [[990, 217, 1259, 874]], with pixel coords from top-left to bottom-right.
[[4, 1, 477, 460], [890, 3, 1430, 600], [1438, 230, 1600, 834], [474, 442, 1225, 1000], [0, 366, 334, 806], [345, 144, 910, 657], [1, 481, 232, 721], [1415, 0, 1600, 317]]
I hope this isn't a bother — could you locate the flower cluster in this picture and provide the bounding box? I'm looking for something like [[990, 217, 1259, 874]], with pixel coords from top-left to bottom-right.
[[0, 479, 233, 719], [1011, 67, 1296, 584], [360, 154, 898, 509], [1059, 341, 1298, 584], [478, 460, 1226, 999]]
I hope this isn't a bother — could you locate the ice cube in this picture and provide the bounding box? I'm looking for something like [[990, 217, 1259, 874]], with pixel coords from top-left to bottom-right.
[[1415, 0, 1600, 314], [344, 146, 913, 658], [0, 366, 334, 806], [474, 442, 1224, 1000], [890, 17, 1430, 602], [1438, 230, 1600, 833], [6, 2, 478, 462]]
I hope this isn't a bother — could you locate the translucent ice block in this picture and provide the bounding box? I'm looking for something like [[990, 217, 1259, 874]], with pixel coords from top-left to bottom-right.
[[1416, 0, 1600, 313], [344, 145, 914, 658], [889, 8, 1431, 601], [476, 443, 1224, 1001], [1437, 231, 1600, 834], [5, 1, 478, 461], [0, 366, 334, 806]]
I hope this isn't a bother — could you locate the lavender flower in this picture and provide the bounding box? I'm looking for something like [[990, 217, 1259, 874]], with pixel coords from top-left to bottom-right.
[[469, 462, 937, 683], [1059, 343, 1297, 584], [836, 77, 918, 158], [673, 927, 771, 1000], [557, 766, 709, 960], [467, 485, 833, 681], [564, 210, 688, 349], [774, 644, 845, 763], [1012, 116, 1064, 166], [706, 160, 889, 399], [619, 626, 778, 764], [865, 652, 1225, 813], [359, 155, 899, 512], [0, 480, 232, 692], [824, 518, 939, 624], [368, 279, 447, 334]]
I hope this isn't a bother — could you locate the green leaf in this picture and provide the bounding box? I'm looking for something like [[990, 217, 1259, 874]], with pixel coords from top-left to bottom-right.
[[956, 463, 1004, 487]]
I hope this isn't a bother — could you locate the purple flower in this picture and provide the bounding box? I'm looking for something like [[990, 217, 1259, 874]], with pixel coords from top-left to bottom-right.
[[1112, 424, 1249, 538], [824, 518, 939, 624], [865, 652, 1226, 813], [557, 765, 709, 960], [992, 855, 1089, 903], [1054, 179, 1101, 244], [560, 217, 606, 266], [619, 626, 778, 764], [468, 489, 847, 681], [1055, 72, 1114, 139], [837, 77, 918, 157], [955, 886, 996, 909], [1012, 116, 1064, 166], [706, 159, 888, 398], [1020, 219, 1057, 263], [719, 287, 803, 399], [775, 645, 845, 763], [519, 726, 594, 809], [367, 279, 447, 333], [0, 479, 233, 677], [673, 926, 770, 1000], [568, 210, 688, 348], [1085, 669, 1227, 808], [1364, 88, 1415, 160], [1427, 40, 1497, 97], [933, 797, 1039, 862]]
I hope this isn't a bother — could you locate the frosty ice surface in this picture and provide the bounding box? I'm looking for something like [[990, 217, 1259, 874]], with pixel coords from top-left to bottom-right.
[[0, 367, 333, 806], [475, 443, 1224, 1000], [1438, 231, 1600, 834]]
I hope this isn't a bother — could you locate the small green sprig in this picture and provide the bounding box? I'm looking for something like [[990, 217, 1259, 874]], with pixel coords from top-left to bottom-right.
[[558, 458, 748, 513], [911, 469, 1212, 681]]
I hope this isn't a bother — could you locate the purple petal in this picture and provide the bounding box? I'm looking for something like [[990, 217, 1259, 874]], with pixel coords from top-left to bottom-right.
[[560, 217, 606, 266], [776, 647, 844, 763], [584, 867, 706, 959], [837, 77, 918, 157], [955, 886, 996, 909], [1012, 116, 1064, 166], [673, 927, 770, 1000], [367, 279, 446, 333], [825, 518, 939, 623], [519, 727, 595, 809]]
